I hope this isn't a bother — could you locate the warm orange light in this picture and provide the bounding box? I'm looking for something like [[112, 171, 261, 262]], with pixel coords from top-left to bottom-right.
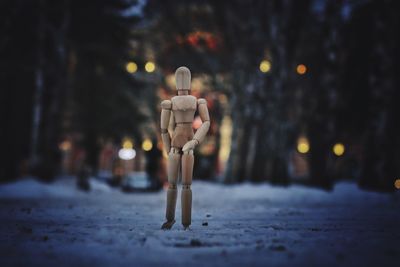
[[395, 179, 400, 189], [59, 141, 72, 151], [193, 116, 202, 130], [296, 64, 307, 75], [187, 34, 199, 46]]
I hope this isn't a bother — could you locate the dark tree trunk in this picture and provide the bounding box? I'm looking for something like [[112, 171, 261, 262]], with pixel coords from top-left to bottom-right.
[[30, 0, 45, 162]]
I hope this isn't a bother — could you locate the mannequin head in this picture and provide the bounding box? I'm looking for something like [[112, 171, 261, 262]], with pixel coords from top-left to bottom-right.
[[175, 66, 191, 91]]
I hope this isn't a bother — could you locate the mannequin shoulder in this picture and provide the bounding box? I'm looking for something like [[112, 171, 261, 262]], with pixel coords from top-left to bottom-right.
[[161, 100, 172, 110], [197, 98, 207, 105]]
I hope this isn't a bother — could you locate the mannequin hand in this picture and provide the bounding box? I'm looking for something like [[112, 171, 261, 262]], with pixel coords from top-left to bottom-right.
[[182, 140, 198, 152]]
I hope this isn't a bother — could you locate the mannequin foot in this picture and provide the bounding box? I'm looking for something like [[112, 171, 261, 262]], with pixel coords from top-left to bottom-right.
[[161, 220, 175, 230]]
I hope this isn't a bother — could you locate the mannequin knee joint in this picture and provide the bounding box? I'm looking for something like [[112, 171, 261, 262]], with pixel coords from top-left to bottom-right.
[[170, 147, 181, 155], [183, 150, 193, 155], [169, 184, 177, 189]]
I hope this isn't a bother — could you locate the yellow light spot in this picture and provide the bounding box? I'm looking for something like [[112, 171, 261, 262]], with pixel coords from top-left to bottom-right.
[[297, 137, 310, 154], [126, 62, 137, 73], [296, 64, 307, 75], [395, 179, 400, 189], [122, 138, 133, 149], [142, 139, 153, 151], [333, 143, 345, 156], [145, 61, 156, 73], [259, 60, 271, 73]]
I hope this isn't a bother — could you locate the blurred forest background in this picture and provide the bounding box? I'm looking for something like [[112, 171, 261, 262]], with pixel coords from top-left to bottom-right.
[[1, 0, 399, 191]]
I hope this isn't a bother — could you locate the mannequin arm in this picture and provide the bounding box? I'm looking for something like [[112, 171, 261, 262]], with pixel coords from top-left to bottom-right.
[[160, 100, 172, 153], [182, 98, 210, 152]]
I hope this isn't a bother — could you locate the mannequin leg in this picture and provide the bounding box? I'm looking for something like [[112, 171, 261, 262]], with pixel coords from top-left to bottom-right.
[[161, 148, 181, 229], [181, 150, 194, 229]]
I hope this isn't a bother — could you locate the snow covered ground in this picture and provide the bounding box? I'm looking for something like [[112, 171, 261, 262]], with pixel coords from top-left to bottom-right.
[[0, 178, 399, 267]]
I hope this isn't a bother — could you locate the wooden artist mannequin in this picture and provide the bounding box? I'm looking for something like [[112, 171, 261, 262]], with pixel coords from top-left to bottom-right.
[[160, 66, 210, 230]]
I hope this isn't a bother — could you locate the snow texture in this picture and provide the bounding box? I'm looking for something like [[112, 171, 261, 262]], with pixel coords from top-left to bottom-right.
[[0, 178, 399, 267]]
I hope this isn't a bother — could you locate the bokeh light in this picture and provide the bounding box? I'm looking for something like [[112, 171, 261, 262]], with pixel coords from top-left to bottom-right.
[[142, 139, 153, 151], [193, 116, 202, 130], [333, 143, 345, 156], [59, 140, 72, 151], [297, 137, 310, 154], [126, 62, 137, 73], [259, 60, 271, 73], [296, 64, 307, 75], [395, 179, 400, 189], [145, 61, 156, 73], [118, 148, 136, 160], [122, 138, 133, 149]]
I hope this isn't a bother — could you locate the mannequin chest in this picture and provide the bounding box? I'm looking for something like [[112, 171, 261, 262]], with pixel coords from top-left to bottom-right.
[[171, 95, 197, 112]]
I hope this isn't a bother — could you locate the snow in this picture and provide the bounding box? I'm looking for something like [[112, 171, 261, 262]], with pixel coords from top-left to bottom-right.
[[0, 177, 112, 198], [0, 178, 399, 267]]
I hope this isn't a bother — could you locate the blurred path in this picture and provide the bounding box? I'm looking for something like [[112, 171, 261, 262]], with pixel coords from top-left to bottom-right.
[[0, 179, 399, 267]]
